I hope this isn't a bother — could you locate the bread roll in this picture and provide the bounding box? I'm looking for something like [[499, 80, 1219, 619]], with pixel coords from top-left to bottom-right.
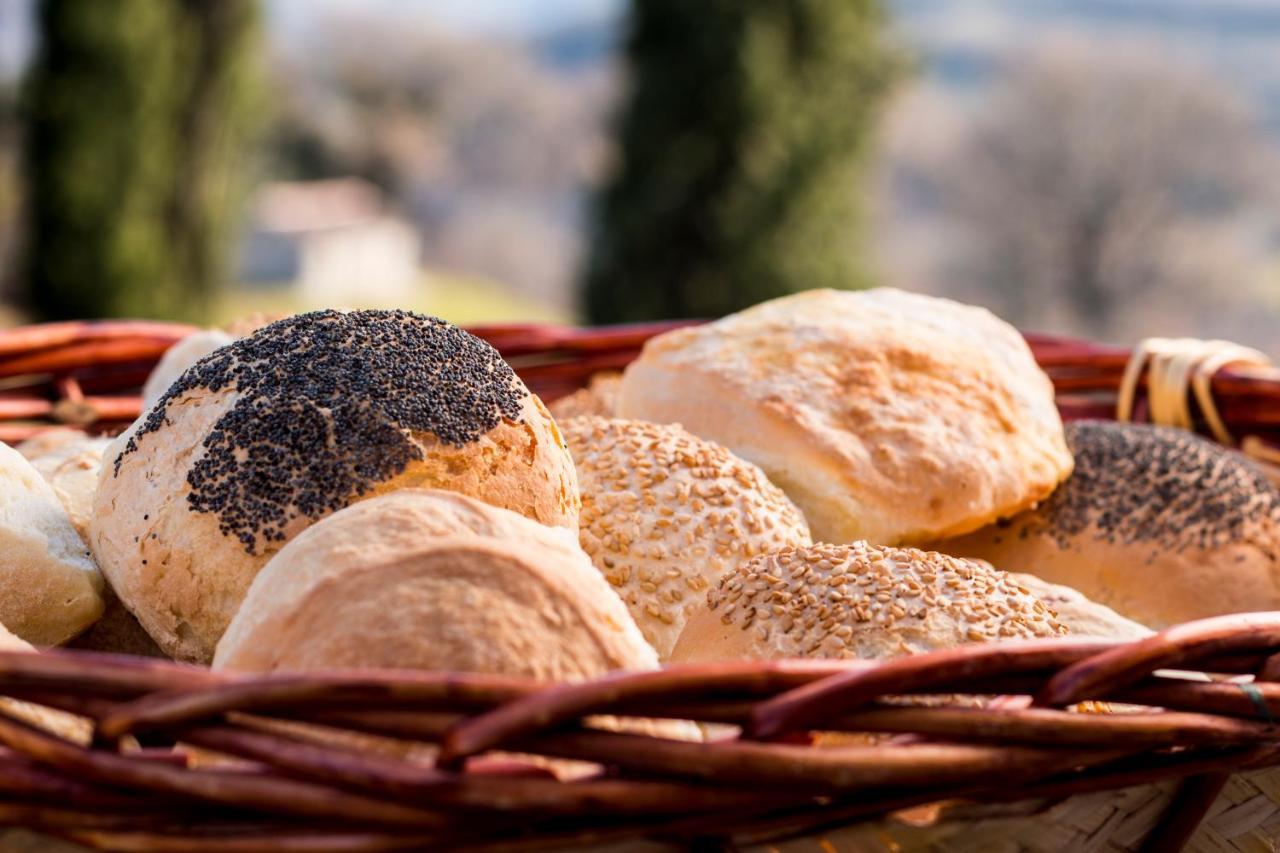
[[93, 310, 579, 663], [1005, 572, 1152, 640], [141, 329, 236, 408], [549, 372, 621, 420], [563, 417, 811, 658], [619, 289, 1071, 545], [214, 499, 653, 680], [0, 622, 90, 744], [16, 428, 87, 461], [670, 542, 1066, 663], [0, 443, 103, 646], [938, 421, 1280, 629], [19, 433, 110, 541], [215, 488, 585, 663]]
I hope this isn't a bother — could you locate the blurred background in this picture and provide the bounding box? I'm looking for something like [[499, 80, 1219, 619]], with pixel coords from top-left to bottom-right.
[[0, 0, 1279, 347]]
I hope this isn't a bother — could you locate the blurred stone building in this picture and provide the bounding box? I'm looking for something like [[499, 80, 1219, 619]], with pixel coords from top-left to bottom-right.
[[238, 178, 422, 307]]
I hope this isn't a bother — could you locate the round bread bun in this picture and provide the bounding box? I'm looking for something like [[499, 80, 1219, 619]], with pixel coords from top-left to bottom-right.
[[213, 500, 654, 679], [549, 372, 621, 420], [0, 621, 91, 744], [618, 288, 1072, 545], [215, 488, 586, 664], [141, 329, 236, 408], [937, 421, 1280, 629], [20, 432, 111, 541], [93, 310, 579, 663], [16, 428, 88, 461], [0, 442, 103, 646], [670, 542, 1066, 664], [563, 417, 811, 658], [1004, 572, 1152, 640]]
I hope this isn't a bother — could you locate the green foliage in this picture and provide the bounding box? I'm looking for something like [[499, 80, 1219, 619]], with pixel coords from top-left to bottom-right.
[[24, 0, 264, 320], [584, 0, 901, 323]]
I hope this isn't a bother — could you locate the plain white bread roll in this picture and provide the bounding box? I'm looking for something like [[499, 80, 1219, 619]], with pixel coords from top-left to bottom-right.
[[670, 542, 1066, 664], [563, 417, 811, 658], [619, 288, 1072, 545], [0, 442, 102, 645], [141, 329, 236, 408], [549, 372, 622, 420], [93, 310, 579, 663], [214, 493, 656, 679], [19, 432, 111, 540], [214, 488, 586, 664]]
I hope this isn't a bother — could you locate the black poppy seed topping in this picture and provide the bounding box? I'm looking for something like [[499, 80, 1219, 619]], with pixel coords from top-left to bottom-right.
[[1029, 421, 1280, 553], [115, 309, 526, 554]]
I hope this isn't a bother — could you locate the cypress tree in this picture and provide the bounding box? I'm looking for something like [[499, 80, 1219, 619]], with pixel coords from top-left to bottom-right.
[[584, 0, 900, 323], [24, 0, 263, 320]]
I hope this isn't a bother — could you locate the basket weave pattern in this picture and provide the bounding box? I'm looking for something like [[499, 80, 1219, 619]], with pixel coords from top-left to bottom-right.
[[0, 319, 1278, 851]]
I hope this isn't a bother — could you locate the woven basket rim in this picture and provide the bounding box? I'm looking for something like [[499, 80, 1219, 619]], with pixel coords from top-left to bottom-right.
[[1, 316, 1279, 851]]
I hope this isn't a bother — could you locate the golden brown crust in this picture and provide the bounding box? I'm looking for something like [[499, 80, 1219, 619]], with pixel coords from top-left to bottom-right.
[[92, 311, 578, 663], [549, 373, 622, 420], [619, 289, 1072, 545], [563, 417, 810, 658], [0, 443, 103, 646], [938, 421, 1280, 628], [669, 542, 1066, 664]]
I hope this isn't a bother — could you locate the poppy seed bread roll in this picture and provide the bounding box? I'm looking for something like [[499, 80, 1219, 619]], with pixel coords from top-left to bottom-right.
[[670, 542, 1066, 664], [938, 421, 1280, 628], [93, 310, 579, 663], [563, 417, 811, 658], [619, 288, 1072, 545]]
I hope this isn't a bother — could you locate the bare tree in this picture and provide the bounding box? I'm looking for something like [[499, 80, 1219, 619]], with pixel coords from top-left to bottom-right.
[[926, 39, 1273, 338]]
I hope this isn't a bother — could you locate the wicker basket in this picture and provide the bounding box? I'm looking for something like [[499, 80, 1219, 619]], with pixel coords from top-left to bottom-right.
[[1, 318, 1280, 852]]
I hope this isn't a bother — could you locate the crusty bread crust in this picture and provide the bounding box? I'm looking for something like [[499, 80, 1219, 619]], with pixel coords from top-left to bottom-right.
[[0, 442, 103, 646], [620, 289, 1072, 545]]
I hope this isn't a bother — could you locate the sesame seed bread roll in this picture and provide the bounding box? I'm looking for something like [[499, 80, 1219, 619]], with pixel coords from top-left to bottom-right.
[[93, 310, 579, 663], [670, 543, 1066, 664], [0, 442, 103, 646], [141, 329, 236, 408], [563, 417, 811, 658], [1005, 572, 1152, 640], [549, 372, 622, 420], [0, 622, 91, 744], [938, 421, 1280, 629], [619, 288, 1072, 545], [19, 432, 111, 541]]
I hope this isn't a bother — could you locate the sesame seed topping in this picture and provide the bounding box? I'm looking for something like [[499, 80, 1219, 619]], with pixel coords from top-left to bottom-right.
[[704, 542, 1066, 659]]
